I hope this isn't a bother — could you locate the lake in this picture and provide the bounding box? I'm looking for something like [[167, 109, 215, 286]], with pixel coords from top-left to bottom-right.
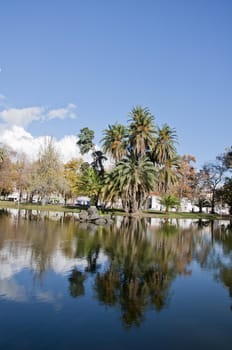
[[0, 209, 231, 350]]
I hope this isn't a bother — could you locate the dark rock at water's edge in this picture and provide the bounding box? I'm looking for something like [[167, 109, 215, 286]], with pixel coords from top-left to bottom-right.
[[78, 206, 113, 224]]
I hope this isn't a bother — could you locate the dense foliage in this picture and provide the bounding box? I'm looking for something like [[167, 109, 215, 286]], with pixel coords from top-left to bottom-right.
[[0, 108, 231, 214]]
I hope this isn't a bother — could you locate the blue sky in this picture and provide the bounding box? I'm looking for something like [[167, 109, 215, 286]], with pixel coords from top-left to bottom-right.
[[0, 0, 231, 166]]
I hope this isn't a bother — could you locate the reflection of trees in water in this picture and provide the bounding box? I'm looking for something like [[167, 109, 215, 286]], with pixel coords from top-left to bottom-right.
[[67, 217, 232, 325], [192, 220, 232, 310], [0, 209, 76, 279], [69, 268, 86, 297], [67, 217, 199, 327], [1, 210, 231, 322], [212, 224, 232, 310]]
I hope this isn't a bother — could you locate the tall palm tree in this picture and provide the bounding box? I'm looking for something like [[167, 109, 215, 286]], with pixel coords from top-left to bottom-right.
[[91, 150, 107, 176], [101, 123, 127, 163], [158, 155, 181, 193], [152, 124, 177, 165], [128, 106, 156, 159], [103, 155, 157, 213]]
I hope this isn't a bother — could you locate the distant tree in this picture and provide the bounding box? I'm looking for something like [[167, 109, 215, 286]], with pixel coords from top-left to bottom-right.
[[175, 155, 196, 199], [78, 166, 102, 206], [76, 128, 107, 205], [77, 127, 95, 155], [64, 158, 83, 201], [216, 178, 232, 215], [0, 145, 6, 162], [159, 194, 180, 214], [13, 153, 31, 202], [224, 147, 232, 169], [32, 138, 64, 203], [192, 170, 211, 213], [199, 161, 226, 214], [0, 145, 15, 197]]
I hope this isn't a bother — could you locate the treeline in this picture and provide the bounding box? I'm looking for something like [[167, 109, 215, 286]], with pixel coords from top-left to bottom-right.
[[0, 106, 231, 214]]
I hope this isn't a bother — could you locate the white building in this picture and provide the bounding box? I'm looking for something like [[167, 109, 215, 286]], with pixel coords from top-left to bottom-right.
[[148, 193, 230, 215]]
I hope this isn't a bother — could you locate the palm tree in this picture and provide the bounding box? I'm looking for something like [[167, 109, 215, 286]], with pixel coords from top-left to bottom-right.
[[91, 150, 107, 177], [103, 155, 157, 213], [101, 123, 127, 163], [159, 194, 180, 215], [128, 106, 156, 159], [152, 124, 177, 165], [158, 155, 181, 193]]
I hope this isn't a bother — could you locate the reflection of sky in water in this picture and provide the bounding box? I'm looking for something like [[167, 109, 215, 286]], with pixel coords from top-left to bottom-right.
[[0, 212, 231, 350], [0, 279, 27, 302], [0, 239, 108, 304]]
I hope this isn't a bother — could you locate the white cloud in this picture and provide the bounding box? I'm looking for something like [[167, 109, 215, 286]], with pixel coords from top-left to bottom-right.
[[0, 102, 81, 162], [0, 103, 77, 128], [0, 94, 7, 107], [0, 125, 89, 163], [0, 102, 111, 166], [0, 94, 6, 100], [47, 103, 76, 120], [0, 106, 44, 128]]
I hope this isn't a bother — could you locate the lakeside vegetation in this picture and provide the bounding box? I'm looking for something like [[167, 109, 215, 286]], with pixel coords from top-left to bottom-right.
[[0, 200, 228, 221], [0, 106, 231, 216]]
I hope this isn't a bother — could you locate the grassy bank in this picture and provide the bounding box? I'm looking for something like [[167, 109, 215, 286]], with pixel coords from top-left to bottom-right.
[[0, 200, 230, 220]]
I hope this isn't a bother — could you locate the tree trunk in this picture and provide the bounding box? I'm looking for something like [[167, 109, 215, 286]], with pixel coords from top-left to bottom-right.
[[229, 205, 232, 215], [211, 190, 216, 214]]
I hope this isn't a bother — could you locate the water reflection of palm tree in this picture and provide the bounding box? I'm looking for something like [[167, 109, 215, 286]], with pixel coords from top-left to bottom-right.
[[69, 268, 86, 297], [65, 217, 200, 327], [94, 217, 182, 327]]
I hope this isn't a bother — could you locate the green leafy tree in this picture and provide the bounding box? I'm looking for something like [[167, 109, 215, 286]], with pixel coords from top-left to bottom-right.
[[128, 106, 156, 158], [101, 123, 127, 163], [64, 158, 83, 202], [78, 166, 102, 205], [76, 127, 107, 204], [158, 156, 181, 193], [103, 155, 157, 213], [160, 194, 180, 214], [152, 124, 178, 165], [77, 127, 95, 155], [217, 177, 232, 215], [77, 106, 181, 213], [218, 146, 232, 170]]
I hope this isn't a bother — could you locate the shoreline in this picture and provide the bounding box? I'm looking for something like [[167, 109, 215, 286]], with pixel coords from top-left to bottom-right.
[[0, 201, 231, 221]]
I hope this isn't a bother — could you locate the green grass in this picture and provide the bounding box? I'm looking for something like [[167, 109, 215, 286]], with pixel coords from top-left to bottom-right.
[[142, 209, 221, 220], [0, 200, 230, 220], [0, 200, 79, 213]]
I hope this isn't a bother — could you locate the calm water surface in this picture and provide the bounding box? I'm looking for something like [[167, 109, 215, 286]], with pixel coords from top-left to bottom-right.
[[0, 209, 231, 350]]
